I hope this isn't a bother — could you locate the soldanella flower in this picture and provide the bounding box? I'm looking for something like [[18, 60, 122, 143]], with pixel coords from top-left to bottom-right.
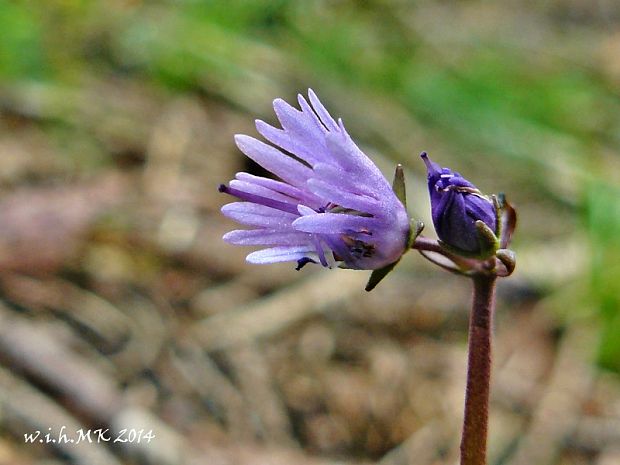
[[421, 152, 498, 256], [219, 89, 412, 274], [220, 90, 518, 465]]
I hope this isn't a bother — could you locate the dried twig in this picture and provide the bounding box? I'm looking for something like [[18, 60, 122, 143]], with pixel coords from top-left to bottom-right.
[[225, 344, 297, 447], [169, 341, 255, 440], [193, 271, 367, 351], [377, 420, 457, 465], [507, 325, 596, 465], [0, 312, 122, 422], [0, 366, 123, 465]]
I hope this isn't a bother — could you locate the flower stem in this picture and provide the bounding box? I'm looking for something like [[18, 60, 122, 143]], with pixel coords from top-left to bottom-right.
[[411, 236, 445, 254], [411, 236, 476, 272], [460, 274, 496, 465]]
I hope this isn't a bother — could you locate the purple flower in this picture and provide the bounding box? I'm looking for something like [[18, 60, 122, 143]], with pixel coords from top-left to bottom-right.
[[421, 152, 497, 255], [219, 89, 410, 271]]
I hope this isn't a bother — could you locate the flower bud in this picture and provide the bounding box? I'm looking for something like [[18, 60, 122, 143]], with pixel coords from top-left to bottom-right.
[[421, 153, 498, 256]]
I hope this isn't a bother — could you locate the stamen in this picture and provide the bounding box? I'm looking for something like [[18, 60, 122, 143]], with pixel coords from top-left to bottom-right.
[[436, 184, 482, 196], [328, 206, 373, 217], [342, 235, 376, 259], [312, 236, 328, 267], [295, 257, 316, 270]]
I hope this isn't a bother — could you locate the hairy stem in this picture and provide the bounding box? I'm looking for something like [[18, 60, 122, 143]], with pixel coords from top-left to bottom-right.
[[460, 274, 496, 465]]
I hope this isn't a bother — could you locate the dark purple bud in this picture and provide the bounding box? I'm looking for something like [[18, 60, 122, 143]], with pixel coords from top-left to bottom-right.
[[421, 153, 497, 255]]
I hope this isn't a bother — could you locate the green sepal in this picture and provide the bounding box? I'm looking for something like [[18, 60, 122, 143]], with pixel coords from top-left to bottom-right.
[[475, 220, 500, 258], [407, 219, 424, 249], [365, 259, 400, 292], [491, 194, 502, 238], [392, 164, 407, 208], [436, 238, 492, 260]]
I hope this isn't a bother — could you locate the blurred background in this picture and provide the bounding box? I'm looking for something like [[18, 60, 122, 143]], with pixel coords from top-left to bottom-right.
[[0, 1, 619, 464]]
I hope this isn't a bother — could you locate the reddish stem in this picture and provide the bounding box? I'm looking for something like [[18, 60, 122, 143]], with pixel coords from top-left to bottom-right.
[[411, 235, 446, 254], [412, 235, 498, 465], [460, 274, 496, 465], [411, 236, 476, 271]]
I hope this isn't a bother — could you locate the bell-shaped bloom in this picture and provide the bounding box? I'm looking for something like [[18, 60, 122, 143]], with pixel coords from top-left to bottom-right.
[[219, 89, 410, 271], [421, 152, 497, 255]]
